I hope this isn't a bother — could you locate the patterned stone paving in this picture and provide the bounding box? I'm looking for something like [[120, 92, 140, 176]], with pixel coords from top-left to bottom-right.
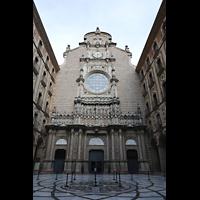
[[33, 173, 166, 199]]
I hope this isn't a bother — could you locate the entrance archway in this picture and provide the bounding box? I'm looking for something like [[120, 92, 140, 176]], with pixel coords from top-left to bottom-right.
[[127, 150, 139, 173], [89, 150, 104, 173], [53, 149, 66, 173]]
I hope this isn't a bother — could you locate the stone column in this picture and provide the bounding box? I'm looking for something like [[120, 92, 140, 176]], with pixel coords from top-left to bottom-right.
[[50, 130, 56, 160], [66, 134, 71, 159], [122, 132, 126, 160], [157, 144, 166, 171], [119, 129, 123, 160], [45, 129, 55, 170], [140, 131, 147, 160], [83, 133, 87, 161], [76, 128, 83, 173], [150, 146, 160, 171], [69, 129, 74, 160], [122, 131, 127, 171], [66, 129, 74, 171], [45, 129, 53, 160], [110, 129, 115, 171], [33, 144, 37, 160], [140, 130, 149, 171], [106, 133, 109, 160], [119, 129, 124, 171], [111, 129, 115, 160], [83, 132, 88, 173], [137, 132, 143, 160], [78, 129, 82, 160]]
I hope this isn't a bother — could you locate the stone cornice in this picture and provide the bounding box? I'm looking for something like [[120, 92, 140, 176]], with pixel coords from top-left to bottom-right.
[[46, 124, 147, 133], [33, 1, 60, 72], [80, 57, 116, 62], [79, 42, 117, 48]]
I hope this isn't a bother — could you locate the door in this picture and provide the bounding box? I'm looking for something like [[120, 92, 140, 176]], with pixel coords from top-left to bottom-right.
[[53, 149, 66, 173], [89, 150, 104, 173], [127, 150, 139, 173]]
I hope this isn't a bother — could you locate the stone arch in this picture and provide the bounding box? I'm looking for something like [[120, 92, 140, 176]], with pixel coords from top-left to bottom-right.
[[56, 138, 67, 145], [89, 137, 104, 145], [126, 139, 137, 145]]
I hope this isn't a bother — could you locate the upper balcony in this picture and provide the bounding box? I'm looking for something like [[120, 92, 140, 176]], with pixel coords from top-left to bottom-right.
[[140, 73, 145, 82], [161, 90, 166, 101], [148, 78, 155, 88], [37, 47, 43, 58], [153, 49, 159, 59], [44, 62, 50, 72], [33, 63, 40, 75], [33, 119, 39, 130], [41, 76, 47, 87], [50, 72, 55, 82], [36, 99, 43, 110], [48, 86, 53, 96], [142, 89, 148, 97], [156, 65, 164, 76], [156, 59, 165, 76], [145, 108, 151, 118], [145, 63, 151, 73], [44, 107, 49, 117], [152, 100, 159, 111]]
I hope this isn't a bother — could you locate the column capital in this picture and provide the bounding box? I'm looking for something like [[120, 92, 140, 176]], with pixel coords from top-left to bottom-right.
[[78, 128, 83, 134], [110, 128, 114, 134], [48, 129, 52, 134], [71, 128, 74, 134]]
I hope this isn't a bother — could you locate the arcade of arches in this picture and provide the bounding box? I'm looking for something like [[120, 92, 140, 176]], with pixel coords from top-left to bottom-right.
[[33, 126, 165, 173]]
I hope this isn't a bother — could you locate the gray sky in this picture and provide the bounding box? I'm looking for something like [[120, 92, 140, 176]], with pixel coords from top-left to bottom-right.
[[34, 0, 162, 66]]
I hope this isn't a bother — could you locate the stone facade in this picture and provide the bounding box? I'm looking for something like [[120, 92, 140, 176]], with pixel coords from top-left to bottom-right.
[[33, 2, 60, 170], [33, 0, 166, 174], [42, 27, 150, 174], [136, 0, 166, 172]]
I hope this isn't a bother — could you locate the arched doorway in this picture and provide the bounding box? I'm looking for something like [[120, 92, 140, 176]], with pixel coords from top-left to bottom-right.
[[53, 149, 66, 173], [89, 150, 104, 173], [127, 150, 139, 173]]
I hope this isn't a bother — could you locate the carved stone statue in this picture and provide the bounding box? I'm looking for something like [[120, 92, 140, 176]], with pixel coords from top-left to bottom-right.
[[63, 44, 71, 58]]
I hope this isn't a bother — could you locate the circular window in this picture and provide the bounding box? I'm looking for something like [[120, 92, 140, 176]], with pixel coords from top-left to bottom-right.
[[86, 73, 109, 93]]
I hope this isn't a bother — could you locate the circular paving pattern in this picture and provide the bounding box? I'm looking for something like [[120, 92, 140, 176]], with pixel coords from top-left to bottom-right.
[[33, 174, 166, 199], [59, 180, 134, 194]]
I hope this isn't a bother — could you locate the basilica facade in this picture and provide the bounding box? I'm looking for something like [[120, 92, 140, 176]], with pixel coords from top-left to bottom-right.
[[33, 0, 166, 174]]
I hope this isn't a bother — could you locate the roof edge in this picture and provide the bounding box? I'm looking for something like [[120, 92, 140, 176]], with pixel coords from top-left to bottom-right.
[[33, 1, 60, 72], [135, 0, 166, 73]]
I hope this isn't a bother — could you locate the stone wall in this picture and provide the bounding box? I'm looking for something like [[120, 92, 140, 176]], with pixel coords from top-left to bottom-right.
[[50, 43, 145, 124]]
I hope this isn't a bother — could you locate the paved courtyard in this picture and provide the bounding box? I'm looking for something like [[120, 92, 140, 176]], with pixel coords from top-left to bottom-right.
[[33, 173, 166, 200]]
